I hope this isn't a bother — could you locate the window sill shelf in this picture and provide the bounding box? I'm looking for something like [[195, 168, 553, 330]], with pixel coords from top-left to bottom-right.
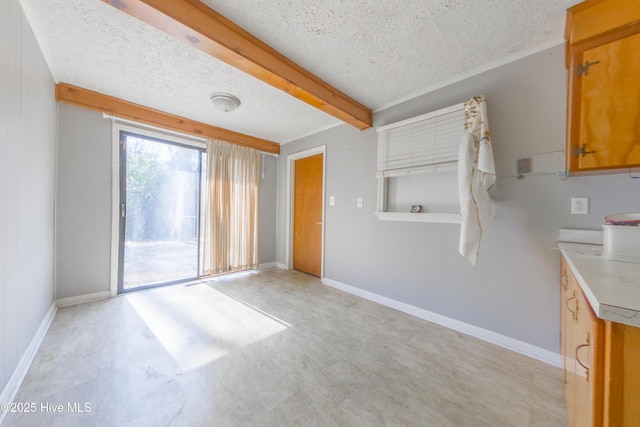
[[374, 212, 461, 224]]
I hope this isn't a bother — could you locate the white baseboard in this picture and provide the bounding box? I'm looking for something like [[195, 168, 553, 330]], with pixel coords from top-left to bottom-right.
[[56, 291, 110, 307], [0, 302, 57, 426], [275, 263, 288, 270], [257, 262, 276, 269], [322, 277, 562, 368]]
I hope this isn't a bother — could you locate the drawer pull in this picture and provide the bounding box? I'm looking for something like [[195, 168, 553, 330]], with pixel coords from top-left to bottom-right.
[[576, 333, 591, 382], [566, 293, 578, 321]]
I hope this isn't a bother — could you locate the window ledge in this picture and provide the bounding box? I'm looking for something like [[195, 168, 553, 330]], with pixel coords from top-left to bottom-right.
[[374, 212, 461, 224]]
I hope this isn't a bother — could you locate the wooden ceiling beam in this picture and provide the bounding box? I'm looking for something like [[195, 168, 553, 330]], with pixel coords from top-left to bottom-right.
[[56, 83, 280, 154], [102, 0, 372, 130]]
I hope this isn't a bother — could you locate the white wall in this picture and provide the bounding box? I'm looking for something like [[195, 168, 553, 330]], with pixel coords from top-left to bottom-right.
[[276, 45, 640, 354], [56, 104, 279, 299], [0, 0, 56, 393]]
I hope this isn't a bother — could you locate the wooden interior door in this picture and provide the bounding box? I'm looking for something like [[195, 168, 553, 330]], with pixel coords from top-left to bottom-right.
[[293, 153, 323, 276]]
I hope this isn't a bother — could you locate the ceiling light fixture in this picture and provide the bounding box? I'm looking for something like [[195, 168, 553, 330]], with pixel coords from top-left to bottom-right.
[[209, 92, 241, 113]]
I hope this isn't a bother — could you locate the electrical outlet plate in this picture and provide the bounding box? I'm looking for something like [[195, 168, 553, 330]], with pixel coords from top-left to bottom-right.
[[571, 197, 589, 215], [517, 158, 531, 174]]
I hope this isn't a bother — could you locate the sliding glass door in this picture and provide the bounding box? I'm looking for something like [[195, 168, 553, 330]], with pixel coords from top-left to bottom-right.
[[118, 130, 205, 293]]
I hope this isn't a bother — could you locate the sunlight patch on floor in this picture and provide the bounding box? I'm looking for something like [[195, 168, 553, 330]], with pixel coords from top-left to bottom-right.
[[126, 284, 289, 371]]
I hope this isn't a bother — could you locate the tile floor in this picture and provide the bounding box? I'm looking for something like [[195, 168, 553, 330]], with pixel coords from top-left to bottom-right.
[[2, 268, 567, 426]]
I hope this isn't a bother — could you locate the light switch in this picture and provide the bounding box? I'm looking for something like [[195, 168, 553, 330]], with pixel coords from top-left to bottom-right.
[[356, 197, 363, 208], [329, 196, 335, 206], [517, 158, 531, 174]]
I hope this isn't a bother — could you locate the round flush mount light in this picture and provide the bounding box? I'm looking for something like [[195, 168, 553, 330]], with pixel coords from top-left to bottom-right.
[[209, 92, 241, 113]]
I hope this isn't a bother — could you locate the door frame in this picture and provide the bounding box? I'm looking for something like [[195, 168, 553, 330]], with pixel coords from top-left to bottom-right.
[[285, 145, 326, 279], [109, 121, 206, 296]]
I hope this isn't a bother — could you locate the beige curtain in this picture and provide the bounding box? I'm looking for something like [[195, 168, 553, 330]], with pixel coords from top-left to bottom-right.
[[203, 139, 261, 275], [458, 96, 496, 267]]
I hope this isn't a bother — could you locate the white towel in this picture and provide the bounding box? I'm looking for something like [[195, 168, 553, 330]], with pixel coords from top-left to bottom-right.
[[458, 96, 495, 266]]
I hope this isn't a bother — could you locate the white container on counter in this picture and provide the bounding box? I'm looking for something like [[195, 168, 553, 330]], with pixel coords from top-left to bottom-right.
[[602, 224, 640, 263]]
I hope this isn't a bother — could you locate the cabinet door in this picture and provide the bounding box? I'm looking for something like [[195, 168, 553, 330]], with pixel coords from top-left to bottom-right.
[[603, 321, 640, 427], [561, 257, 604, 427], [560, 259, 569, 380], [620, 326, 640, 427], [568, 32, 640, 171], [562, 258, 579, 425], [573, 286, 604, 427]]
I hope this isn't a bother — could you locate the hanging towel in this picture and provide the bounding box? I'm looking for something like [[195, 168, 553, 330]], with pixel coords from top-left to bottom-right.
[[458, 96, 496, 266]]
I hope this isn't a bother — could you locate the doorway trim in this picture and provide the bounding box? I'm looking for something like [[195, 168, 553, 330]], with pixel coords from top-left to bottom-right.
[[109, 120, 206, 296], [285, 145, 326, 278]]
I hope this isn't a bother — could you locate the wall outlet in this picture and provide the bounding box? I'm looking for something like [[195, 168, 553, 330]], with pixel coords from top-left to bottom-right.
[[571, 197, 589, 215]]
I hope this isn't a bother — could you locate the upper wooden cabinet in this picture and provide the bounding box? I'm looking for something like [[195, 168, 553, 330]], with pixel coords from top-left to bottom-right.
[[565, 0, 640, 174]]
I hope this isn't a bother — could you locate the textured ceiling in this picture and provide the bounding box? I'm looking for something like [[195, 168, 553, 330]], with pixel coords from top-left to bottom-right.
[[19, 0, 582, 144]]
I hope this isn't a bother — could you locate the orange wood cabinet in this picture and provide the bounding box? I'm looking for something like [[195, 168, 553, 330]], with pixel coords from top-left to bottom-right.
[[602, 321, 640, 426], [561, 256, 640, 426], [560, 257, 604, 426], [565, 0, 640, 174]]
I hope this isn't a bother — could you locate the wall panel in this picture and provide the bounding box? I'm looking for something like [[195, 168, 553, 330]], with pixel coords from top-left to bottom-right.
[[0, 0, 56, 393]]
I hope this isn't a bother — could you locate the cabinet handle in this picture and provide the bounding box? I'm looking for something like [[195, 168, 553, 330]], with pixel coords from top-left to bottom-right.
[[576, 333, 591, 382], [560, 272, 568, 289], [575, 60, 601, 77], [566, 292, 578, 321], [576, 144, 597, 157]]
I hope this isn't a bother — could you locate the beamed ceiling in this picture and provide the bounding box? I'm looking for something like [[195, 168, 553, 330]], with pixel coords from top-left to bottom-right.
[[19, 0, 582, 151]]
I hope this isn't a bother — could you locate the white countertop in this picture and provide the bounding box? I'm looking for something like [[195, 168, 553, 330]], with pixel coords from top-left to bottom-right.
[[559, 241, 640, 328]]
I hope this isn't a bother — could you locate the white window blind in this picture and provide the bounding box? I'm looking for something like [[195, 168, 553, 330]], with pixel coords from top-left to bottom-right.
[[376, 102, 465, 178]]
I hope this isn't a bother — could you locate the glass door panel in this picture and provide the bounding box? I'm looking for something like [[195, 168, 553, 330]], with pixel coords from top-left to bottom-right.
[[118, 131, 204, 292]]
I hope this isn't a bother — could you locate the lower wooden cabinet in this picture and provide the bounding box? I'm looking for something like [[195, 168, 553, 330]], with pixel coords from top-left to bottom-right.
[[561, 257, 603, 426], [560, 256, 640, 427], [602, 322, 640, 426]]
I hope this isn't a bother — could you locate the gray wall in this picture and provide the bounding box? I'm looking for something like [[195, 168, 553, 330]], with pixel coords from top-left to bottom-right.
[[0, 0, 57, 392], [56, 104, 278, 299], [259, 153, 278, 265], [276, 45, 640, 353], [56, 105, 112, 299]]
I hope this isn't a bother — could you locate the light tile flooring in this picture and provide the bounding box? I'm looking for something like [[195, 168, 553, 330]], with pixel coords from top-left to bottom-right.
[[3, 269, 567, 426]]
